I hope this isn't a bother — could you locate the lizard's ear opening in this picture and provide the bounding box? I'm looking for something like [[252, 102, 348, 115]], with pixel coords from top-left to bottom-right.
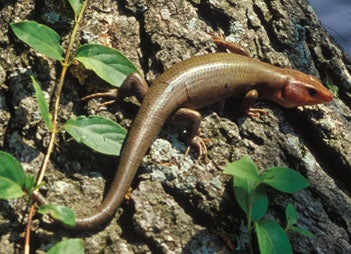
[[281, 81, 309, 107]]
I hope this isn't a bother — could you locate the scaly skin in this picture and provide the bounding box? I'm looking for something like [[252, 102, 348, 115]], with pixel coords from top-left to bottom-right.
[[35, 52, 332, 230]]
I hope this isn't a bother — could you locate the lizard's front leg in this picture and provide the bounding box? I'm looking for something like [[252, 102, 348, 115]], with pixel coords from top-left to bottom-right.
[[240, 89, 266, 117], [210, 32, 250, 57]]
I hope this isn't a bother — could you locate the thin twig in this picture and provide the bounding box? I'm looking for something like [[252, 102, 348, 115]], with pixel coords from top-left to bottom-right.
[[24, 204, 36, 254], [24, 2, 89, 254], [36, 0, 88, 185]]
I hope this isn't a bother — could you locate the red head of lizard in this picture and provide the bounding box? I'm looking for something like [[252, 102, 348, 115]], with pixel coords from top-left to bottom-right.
[[265, 68, 333, 108]]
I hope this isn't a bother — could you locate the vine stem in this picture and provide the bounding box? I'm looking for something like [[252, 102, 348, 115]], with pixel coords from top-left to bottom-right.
[[24, 2, 88, 254], [24, 205, 35, 253], [36, 0, 88, 186], [247, 185, 257, 254]]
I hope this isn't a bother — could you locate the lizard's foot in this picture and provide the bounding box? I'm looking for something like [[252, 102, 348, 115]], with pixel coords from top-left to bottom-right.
[[209, 32, 250, 57], [81, 89, 118, 108], [81, 89, 118, 101], [246, 108, 267, 118], [185, 136, 208, 163]]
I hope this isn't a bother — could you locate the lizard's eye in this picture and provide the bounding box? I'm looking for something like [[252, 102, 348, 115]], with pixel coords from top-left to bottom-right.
[[308, 88, 317, 97]]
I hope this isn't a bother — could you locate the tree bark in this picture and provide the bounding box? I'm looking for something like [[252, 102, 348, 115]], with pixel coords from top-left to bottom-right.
[[0, 0, 350, 253]]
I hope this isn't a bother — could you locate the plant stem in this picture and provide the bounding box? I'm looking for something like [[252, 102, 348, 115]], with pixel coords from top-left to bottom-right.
[[247, 187, 256, 254], [24, 2, 88, 254], [35, 0, 88, 186], [24, 204, 36, 254]]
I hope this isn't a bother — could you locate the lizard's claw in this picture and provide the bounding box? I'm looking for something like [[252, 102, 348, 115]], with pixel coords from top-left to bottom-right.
[[247, 108, 267, 118], [208, 31, 224, 43], [81, 89, 118, 101], [81, 89, 119, 109], [185, 136, 208, 163]]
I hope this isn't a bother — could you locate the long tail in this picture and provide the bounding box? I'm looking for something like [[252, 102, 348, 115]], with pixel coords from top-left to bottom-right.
[[34, 108, 167, 230]]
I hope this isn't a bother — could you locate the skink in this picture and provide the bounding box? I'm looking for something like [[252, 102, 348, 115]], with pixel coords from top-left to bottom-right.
[[36, 37, 333, 230]]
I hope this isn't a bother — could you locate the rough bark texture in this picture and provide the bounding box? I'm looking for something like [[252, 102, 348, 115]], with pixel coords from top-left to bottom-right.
[[0, 0, 350, 253]]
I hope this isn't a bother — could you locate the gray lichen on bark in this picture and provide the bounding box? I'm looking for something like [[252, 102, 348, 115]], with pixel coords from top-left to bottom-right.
[[0, 0, 350, 253]]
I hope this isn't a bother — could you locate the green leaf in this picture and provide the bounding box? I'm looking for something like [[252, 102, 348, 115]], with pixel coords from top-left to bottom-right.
[[64, 115, 127, 156], [289, 226, 314, 238], [0, 151, 26, 188], [251, 186, 268, 221], [233, 186, 248, 214], [255, 219, 292, 254], [0, 176, 25, 199], [10, 21, 64, 60], [0, 151, 26, 199], [233, 184, 268, 221], [74, 44, 139, 87], [262, 167, 310, 193], [37, 204, 76, 227], [31, 76, 53, 130], [234, 176, 267, 220], [68, 0, 83, 18], [47, 238, 84, 254], [233, 173, 255, 194], [285, 203, 297, 228], [233, 176, 253, 213], [224, 155, 261, 183], [25, 174, 36, 194]]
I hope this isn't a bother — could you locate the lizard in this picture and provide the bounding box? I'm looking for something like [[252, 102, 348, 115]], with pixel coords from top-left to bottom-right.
[[34, 34, 333, 230]]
